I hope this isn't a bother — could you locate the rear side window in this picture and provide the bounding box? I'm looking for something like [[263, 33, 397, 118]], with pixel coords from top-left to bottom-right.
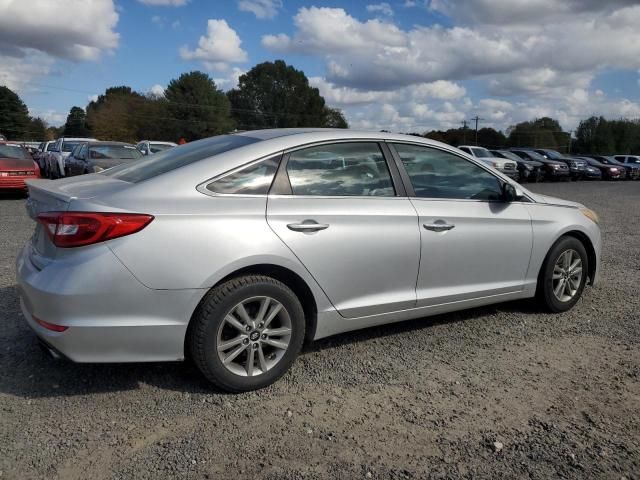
[[103, 135, 260, 183], [206, 155, 280, 195], [286, 143, 394, 197], [392, 143, 503, 201]]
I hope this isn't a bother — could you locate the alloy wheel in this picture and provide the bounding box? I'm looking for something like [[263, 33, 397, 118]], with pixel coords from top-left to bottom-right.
[[216, 296, 292, 377], [552, 249, 583, 302]]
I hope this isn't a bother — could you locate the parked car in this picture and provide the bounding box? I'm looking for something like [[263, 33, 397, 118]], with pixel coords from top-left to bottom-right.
[[533, 149, 587, 180], [571, 159, 602, 180], [66, 141, 143, 176], [34, 141, 55, 174], [17, 130, 602, 392], [580, 156, 625, 180], [490, 149, 543, 182], [0, 141, 40, 191], [613, 155, 640, 169], [599, 156, 640, 180], [510, 149, 570, 180], [46, 137, 97, 178], [136, 140, 177, 156], [457, 145, 519, 180]]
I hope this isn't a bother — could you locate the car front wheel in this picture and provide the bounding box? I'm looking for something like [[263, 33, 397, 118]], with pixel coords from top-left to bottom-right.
[[537, 236, 588, 312], [188, 275, 305, 392]]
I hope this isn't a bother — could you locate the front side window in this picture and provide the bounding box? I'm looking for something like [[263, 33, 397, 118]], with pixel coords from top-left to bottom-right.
[[62, 141, 82, 152], [286, 143, 394, 197], [206, 155, 280, 195], [392, 143, 503, 201]]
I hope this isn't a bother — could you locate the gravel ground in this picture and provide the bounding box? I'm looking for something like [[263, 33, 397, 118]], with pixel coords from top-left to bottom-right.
[[0, 182, 639, 480]]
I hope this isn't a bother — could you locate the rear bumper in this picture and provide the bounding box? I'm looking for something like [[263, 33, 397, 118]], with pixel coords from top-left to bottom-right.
[[0, 177, 30, 190], [16, 243, 205, 363]]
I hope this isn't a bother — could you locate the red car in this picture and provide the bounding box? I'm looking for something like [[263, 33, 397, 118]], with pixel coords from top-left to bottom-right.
[[0, 142, 40, 191]]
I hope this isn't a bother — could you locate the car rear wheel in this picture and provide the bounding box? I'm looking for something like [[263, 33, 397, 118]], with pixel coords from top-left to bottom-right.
[[537, 236, 588, 312], [188, 275, 305, 392]]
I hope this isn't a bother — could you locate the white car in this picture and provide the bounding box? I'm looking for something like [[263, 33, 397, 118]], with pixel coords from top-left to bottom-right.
[[46, 137, 97, 178], [458, 145, 519, 180], [136, 140, 177, 156]]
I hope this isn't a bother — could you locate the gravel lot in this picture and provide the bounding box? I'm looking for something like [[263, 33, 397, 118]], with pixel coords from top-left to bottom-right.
[[1, 182, 639, 479]]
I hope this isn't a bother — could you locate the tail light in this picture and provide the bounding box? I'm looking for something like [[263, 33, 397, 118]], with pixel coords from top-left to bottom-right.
[[37, 212, 154, 248], [34, 316, 68, 332]]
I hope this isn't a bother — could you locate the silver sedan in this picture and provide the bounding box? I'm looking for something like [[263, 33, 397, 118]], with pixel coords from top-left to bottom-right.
[[17, 129, 601, 392]]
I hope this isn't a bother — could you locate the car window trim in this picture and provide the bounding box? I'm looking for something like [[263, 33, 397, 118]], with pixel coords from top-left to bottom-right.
[[196, 152, 284, 198], [386, 141, 534, 204], [270, 139, 405, 198]]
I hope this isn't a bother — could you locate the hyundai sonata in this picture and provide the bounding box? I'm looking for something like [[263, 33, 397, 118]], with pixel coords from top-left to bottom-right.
[[17, 129, 601, 391]]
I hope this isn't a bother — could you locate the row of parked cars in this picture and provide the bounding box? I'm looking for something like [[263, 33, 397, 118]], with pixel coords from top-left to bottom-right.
[[458, 145, 640, 182], [32, 137, 177, 179]]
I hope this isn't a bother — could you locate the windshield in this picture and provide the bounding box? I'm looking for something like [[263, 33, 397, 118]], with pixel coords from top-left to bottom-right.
[[89, 145, 142, 160], [62, 141, 82, 152], [103, 135, 261, 183], [0, 144, 31, 160], [519, 150, 546, 161], [471, 147, 492, 158], [496, 151, 522, 162], [149, 143, 175, 154], [539, 149, 564, 159]]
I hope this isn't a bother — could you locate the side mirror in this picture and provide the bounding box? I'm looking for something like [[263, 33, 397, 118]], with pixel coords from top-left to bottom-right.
[[502, 182, 517, 202]]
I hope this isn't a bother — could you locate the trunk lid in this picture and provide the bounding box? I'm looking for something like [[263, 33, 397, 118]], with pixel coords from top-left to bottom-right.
[[25, 176, 133, 268]]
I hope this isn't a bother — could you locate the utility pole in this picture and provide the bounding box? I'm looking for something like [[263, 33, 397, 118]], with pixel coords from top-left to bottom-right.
[[470, 116, 484, 146], [567, 130, 573, 154], [461, 120, 468, 143]]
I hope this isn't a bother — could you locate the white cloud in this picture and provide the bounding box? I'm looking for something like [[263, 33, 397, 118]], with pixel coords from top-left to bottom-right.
[[0, 52, 54, 93], [149, 84, 165, 97], [30, 109, 66, 127], [238, 0, 282, 19], [366, 3, 394, 16], [263, 6, 640, 91], [0, 0, 119, 61], [88, 94, 99, 103], [213, 67, 245, 91], [137, 0, 188, 6], [180, 19, 248, 71]]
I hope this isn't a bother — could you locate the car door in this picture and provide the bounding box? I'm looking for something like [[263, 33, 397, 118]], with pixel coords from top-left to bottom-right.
[[266, 141, 420, 318], [389, 142, 533, 307]]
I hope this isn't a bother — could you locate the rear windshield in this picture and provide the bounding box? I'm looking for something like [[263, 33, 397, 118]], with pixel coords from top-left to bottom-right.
[[103, 135, 260, 183], [90, 145, 142, 160], [0, 144, 31, 160]]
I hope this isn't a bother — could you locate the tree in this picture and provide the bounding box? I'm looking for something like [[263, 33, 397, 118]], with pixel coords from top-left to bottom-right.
[[86, 86, 146, 142], [165, 71, 234, 141], [63, 106, 91, 137], [506, 117, 569, 151], [27, 117, 47, 140], [0, 86, 30, 140], [322, 107, 349, 128], [227, 60, 328, 129]]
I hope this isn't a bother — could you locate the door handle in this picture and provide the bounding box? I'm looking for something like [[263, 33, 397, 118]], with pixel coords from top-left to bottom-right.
[[423, 223, 455, 232], [287, 221, 329, 232]]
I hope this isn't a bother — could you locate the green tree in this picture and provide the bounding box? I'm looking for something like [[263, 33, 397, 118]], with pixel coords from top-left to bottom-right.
[[27, 117, 47, 140], [86, 86, 146, 142], [63, 106, 91, 137], [507, 117, 568, 151], [0, 85, 30, 140], [165, 71, 234, 141], [227, 60, 328, 129], [322, 107, 349, 128]]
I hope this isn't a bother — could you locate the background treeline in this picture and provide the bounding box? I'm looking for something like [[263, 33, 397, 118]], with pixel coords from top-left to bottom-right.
[[0, 60, 348, 143], [2, 58, 639, 155]]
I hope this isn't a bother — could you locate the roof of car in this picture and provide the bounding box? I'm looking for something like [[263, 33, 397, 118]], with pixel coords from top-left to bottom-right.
[[83, 141, 136, 147]]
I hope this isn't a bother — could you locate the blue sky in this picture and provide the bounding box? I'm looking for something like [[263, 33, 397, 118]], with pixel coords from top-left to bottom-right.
[[2, 0, 640, 133]]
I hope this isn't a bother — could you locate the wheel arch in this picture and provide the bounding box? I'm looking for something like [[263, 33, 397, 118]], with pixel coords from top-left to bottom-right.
[[184, 263, 318, 358], [538, 230, 597, 288]]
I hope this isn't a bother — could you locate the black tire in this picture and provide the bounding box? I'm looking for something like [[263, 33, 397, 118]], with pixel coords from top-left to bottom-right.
[[537, 236, 589, 313], [188, 275, 305, 392]]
